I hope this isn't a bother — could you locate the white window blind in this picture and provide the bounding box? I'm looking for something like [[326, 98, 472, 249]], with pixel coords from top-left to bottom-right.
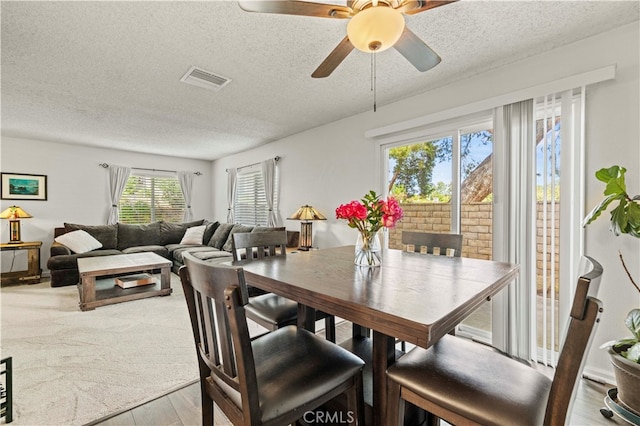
[[234, 166, 276, 226], [119, 173, 185, 224], [535, 89, 584, 367]]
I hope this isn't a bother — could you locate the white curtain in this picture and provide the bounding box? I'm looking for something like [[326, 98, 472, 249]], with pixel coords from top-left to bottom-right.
[[107, 166, 132, 225], [493, 99, 536, 360], [227, 167, 237, 223], [178, 171, 194, 222], [261, 158, 278, 226]]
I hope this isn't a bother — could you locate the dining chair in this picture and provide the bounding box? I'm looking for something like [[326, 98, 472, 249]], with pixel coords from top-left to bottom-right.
[[400, 231, 464, 347], [232, 231, 337, 342], [385, 256, 603, 426], [401, 231, 463, 257], [179, 254, 365, 426]]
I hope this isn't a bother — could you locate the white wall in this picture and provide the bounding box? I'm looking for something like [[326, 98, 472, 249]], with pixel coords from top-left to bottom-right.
[[212, 22, 639, 382], [0, 137, 213, 275]]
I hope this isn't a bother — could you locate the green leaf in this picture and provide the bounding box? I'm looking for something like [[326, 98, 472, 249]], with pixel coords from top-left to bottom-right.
[[582, 193, 619, 226], [610, 198, 628, 236], [595, 166, 621, 183], [613, 338, 639, 349], [625, 309, 640, 340], [623, 342, 640, 363], [604, 178, 626, 196], [625, 201, 640, 236]]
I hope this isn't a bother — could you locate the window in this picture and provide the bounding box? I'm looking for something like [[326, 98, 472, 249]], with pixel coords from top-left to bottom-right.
[[384, 117, 494, 341], [234, 166, 277, 226], [119, 173, 185, 223]]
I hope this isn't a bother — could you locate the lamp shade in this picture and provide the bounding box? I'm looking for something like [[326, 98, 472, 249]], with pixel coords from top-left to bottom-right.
[[347, 6, 405, 53], [288, 205, 327, 221], [0, 206, 33, 219]]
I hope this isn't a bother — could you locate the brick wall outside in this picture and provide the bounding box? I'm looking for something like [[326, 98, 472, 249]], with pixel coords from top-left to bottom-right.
[[389, 202, 560, 294]]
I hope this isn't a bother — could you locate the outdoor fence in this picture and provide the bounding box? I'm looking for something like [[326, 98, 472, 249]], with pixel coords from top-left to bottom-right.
[[388, 202, 560, 295]]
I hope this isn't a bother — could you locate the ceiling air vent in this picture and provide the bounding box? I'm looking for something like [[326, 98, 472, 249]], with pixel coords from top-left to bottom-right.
[[180, 66, 231, 92]]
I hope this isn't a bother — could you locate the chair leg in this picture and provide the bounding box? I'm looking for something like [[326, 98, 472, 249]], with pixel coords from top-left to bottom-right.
[[352, 323, 370, 338], [201, 383, 214, 426], [346, 373, 365, 426], [325, 315, 336, 342], [386, 379, 404, 426]]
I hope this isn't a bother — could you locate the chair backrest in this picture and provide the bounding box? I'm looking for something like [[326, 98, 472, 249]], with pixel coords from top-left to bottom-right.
[[544, 255, 603, 425], [401, 231, 463, 257], [179, 253, 260, 424], [231, 230, 287, 261]]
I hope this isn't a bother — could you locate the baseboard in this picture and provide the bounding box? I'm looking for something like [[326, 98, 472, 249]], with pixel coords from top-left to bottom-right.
[[583, 366, 615, 386]]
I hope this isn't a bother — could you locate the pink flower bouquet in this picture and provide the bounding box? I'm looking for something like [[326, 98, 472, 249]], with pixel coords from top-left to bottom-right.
[[336, 191, 403, 266]]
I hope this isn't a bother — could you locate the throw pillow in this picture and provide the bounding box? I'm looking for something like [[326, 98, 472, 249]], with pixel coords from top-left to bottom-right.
[[202, 220, 220, 245], [55, 230, 103, 254], [207, 223, 235, 249], [222, 224, 255, 252], [180, 225, 206, 245], [159, 220, 204, 245], [63, 223, 117, 249]]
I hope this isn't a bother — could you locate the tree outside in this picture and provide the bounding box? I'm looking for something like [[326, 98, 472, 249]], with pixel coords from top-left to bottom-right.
[[388, 130, 493, 202]]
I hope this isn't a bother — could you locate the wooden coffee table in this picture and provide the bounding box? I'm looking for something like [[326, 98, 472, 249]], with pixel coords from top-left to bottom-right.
[[77, 252, 172, 311]]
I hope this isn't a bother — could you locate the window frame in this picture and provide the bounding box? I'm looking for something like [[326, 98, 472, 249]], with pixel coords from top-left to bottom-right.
[[118, 171, 186, 224], [233, 164, 278, 226]]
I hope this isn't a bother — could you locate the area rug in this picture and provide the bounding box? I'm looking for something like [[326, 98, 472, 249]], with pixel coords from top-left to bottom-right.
[[0, 274, 199, 425]]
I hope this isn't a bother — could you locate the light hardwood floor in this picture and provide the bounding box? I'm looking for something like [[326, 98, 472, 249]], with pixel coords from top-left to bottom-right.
[[89, 322, 623, 426]]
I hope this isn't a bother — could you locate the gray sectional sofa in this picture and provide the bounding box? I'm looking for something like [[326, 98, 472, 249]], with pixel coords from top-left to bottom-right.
[[47, 220, 295, 287]]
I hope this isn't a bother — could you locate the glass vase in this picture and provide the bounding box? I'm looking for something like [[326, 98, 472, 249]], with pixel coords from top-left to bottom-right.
[[354, 231, 382, 267]]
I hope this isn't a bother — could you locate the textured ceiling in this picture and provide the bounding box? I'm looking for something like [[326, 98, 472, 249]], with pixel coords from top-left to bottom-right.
[[2, 1, 638, 160]]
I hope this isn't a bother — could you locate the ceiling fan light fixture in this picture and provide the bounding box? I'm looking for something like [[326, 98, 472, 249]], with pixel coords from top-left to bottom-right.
[[347, 6, 405, 53]]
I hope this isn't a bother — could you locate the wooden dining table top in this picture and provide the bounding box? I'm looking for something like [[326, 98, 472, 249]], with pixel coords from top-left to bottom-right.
[[230, 245, 519, 425], [233, 245, 519, 349]]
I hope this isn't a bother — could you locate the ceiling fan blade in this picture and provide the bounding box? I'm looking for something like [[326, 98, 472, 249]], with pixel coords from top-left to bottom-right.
[[398, 0, 457, 15], [311, 36, 354, 78], [394, 26, 441, 72], [238, 1, 353, 18]]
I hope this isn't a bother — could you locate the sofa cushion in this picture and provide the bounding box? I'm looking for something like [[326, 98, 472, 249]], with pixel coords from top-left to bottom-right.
[[171, 246, 226, 264], [203, 220, 220, 246], [207, 223, 234, 249], [64, 223, 117, 250], [117, 222, 161, 250], [180, 225, 207, 245], [121, 245, 169, 258], [55, 230, 103, 254], [190, 250, 234, 262], [222, 224, 255, 252], [159, 220, 205, 245], [46, 249, 122, 270]]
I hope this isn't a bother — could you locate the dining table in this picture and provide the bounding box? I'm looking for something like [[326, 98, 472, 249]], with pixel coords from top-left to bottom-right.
[[230, 245, 519, 425]]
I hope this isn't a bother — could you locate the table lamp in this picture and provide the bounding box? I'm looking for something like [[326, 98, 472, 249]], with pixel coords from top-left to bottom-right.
[[287, 205, 326, 251], [0, 205, 33, 244]]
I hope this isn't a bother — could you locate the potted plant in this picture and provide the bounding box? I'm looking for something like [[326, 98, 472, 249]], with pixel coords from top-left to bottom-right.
[[583, 165, 640, 416]]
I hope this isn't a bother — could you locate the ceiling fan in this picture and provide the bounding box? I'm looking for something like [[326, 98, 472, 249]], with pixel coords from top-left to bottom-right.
[[238, 0, 457, 78]]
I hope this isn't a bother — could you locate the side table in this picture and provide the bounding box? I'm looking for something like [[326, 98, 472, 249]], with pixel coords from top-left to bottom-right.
[[0, 241, 42, 285]]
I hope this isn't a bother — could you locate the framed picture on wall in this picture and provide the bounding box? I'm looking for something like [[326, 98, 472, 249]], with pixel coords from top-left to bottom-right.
[[1, 172, 48, 201]]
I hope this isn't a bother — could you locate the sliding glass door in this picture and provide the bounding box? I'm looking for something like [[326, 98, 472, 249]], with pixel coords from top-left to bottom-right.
[[383, 115, 495, 342], [382, 90, 583, 356]]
